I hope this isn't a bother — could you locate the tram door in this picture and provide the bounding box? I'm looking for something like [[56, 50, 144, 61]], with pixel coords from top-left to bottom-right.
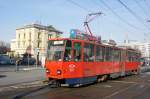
[[120, 50, 126, 76], [73, 41, 82, 62]]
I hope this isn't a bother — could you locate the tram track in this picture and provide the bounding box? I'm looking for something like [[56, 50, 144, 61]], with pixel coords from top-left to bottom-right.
[[1, 72, 150, 99], [13, 84, 50, 99]]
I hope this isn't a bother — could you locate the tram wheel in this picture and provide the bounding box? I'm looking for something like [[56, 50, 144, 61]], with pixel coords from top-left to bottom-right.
[[97, 75, 108, 82]]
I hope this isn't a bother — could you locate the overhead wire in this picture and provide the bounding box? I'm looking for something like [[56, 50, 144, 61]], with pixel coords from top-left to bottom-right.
[[93, 0, 146, 40], [90, 0, 136, 41], [134, 0, 150, 18], [143, 0, 150, 10], [117, 0, 150, 30], [66, 0, 147, 40], [98, 0, 144, 31], [66, 0, 92, 12]]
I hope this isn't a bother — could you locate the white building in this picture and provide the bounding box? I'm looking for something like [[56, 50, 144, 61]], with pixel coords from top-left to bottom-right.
[[10, 39, 16, 51], [11, 24, 62, 61], [142, 42, 150, 59], [118, 40, 150, 60]]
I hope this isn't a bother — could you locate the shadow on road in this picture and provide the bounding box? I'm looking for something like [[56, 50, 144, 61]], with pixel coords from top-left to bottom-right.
[[13, 85, 49, 99], [0, 75, 7, 78]]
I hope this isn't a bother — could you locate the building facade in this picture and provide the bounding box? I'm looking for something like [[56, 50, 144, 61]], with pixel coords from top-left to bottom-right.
[[11, 24, 62, 61]]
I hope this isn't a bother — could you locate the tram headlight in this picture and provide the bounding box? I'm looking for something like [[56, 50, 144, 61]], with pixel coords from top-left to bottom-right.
[[46, 69, 50, 74], [57, 69, 62, 75]]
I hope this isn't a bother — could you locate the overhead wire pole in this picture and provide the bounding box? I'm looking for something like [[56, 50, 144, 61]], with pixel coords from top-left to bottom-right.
[[117, 0, 150, 31]]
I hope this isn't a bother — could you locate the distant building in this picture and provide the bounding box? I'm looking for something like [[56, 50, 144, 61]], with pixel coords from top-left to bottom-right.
[[0, 41, 3, 46], [118, 40, 150, 60], [10, 39, 16, 52], [10, 23, 62, 61], [0, 41, 10, 47]]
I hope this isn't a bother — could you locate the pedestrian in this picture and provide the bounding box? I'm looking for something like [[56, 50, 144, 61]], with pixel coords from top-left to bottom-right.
[[41, 56, 46, 68], [15, 57, 20, 71]]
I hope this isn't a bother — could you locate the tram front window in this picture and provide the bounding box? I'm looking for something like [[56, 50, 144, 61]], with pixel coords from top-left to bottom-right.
[[47, 40, 65, 61], [64, 40, 72, 61]]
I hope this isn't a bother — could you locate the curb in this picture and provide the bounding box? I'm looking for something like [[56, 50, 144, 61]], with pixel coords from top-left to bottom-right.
[[20, 67, 45, 71]]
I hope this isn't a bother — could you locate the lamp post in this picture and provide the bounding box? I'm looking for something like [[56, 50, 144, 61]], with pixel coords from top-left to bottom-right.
[[32, 40, 38, 68]]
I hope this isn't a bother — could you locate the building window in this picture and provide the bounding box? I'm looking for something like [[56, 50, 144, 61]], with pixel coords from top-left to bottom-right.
[[23, 41, 25, 47], [37, 42, 40, 48], [24, 33, 25, 39], [18, 42, 20, 48], [18, 33, 20, 39], [29, 32, 31, 39], [48, 34, 52, 39], [38, 32, 41, 39]]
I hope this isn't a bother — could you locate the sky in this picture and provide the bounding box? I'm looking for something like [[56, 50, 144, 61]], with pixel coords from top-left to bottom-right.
[[0, 0, 150, 43]]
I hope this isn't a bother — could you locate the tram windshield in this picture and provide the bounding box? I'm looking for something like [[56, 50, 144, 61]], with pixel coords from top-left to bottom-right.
[[47, 40, 65, 61]]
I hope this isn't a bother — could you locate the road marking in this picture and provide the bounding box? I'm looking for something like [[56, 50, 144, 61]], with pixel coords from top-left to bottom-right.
[[110, 80, 137, 84], [144, 72, 150, 75], [103, 85, 112, 88], [0, 81, 47, 92], [104, 91, 119, 98], [10, 86, 19, 88], [139, 84, 145, 88], [147, 80, 150, 82], [104, 83, 137, 99]]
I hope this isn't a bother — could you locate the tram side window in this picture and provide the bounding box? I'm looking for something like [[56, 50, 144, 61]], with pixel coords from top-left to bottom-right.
[[105, 47, 113, 61], [96, 46, 104, 62], [84, 43, 94, 62], [74, 42, 81, 61], [128, 51, 133, 62], [120, 50, 126, 61], [132, 52, 139, 62], [113, 49, 121, 61], [64, 40, 72, 61]]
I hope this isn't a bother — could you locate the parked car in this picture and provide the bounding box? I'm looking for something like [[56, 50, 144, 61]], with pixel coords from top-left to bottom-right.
[[0, 55, 12, 65], [10, 58, 16, 65], [18, 57, 36, 65]]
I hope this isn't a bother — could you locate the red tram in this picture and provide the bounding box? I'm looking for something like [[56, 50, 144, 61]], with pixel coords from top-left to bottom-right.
[[45, 33, 141, 87]]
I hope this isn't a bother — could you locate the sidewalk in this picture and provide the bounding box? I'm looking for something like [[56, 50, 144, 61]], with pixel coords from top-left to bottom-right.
[[0, 65, 42, 72], [0, 67, 46, 87]]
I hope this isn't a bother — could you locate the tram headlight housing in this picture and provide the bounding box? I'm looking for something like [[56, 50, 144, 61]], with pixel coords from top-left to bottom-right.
[[57, 69, 62, 75]]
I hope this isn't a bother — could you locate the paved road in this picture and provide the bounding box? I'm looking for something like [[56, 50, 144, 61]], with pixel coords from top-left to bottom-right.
[[1, 72, 150, 99]]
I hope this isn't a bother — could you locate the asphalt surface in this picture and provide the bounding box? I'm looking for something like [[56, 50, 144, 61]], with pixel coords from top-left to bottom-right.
[[1, 72, 150, 99], [0, 67, 46, 87]]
